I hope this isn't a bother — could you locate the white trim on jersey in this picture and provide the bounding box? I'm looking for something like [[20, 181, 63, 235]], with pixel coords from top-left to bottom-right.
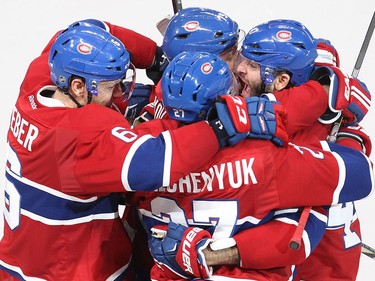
[[122, 134, 153, 191], [6, 167, 98, 203], [0, 260, 46, 281], [319, 141, 346, 204]]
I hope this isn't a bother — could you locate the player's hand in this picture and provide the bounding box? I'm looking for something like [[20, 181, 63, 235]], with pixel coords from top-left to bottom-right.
[[337, 124, 372, 156], [146, 46, 169, 84], [208, 96, 288, 147], [311, 66, 371, 124], [245, 96, 288, 147], [124, 83, 153, 121], [314, 38, 340, 67], [149, 222, 213, 279]]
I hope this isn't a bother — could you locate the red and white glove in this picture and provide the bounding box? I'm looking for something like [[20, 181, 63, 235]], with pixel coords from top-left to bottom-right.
[[314, 38, 340, 67], [175, 226, 213, 278], [311, 66, 371, 124], [337, 124, 372, 156], [149, 222, 213, 279], [208, 96, 288, 147]]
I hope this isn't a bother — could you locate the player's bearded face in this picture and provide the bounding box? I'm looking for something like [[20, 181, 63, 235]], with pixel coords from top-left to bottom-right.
[[236, 56, 263, 97]]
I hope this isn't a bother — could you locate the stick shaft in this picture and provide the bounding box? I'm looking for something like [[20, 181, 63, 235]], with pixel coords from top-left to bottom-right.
[[352, 11, 375, 78], [172, 0, 183, 14], [289, 207, 312, 250]]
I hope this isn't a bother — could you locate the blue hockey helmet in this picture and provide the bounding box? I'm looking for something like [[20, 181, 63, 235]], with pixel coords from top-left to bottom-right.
[[240, 19, 318, 86], [162, 51, 238, 123], [49, 21, 131, 96], [162, 7, 239, 61]]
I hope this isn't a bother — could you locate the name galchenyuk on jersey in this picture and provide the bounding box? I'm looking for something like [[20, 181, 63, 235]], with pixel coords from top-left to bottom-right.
[[157, 157, 258, 193]]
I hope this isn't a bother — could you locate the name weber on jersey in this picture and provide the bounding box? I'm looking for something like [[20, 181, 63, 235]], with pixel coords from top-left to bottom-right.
[[157, 157, 257, 193], [9, 107, 39, 152]]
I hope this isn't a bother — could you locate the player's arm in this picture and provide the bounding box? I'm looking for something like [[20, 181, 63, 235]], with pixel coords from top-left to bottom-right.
[[275, 141, 374, 208], [148, 207, 327, 277], [72, 113, 220, 193], [230, 207, 327, 269], [263, 80, 328, 136], [73, 95, 282, 193], [41, 19, 158, 70], [104, 21, 157, 69]]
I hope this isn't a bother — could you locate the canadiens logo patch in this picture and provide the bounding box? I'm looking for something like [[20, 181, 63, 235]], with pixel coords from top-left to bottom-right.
[[183, 21, 199, 31], [77, 43, 93, 54], [276, 30, 292, 41], [201, 62, 213, 74]]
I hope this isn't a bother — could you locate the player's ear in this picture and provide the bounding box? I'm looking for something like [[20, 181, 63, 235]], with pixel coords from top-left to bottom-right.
[[274, 73, 290, 91], [70, 78, 86, 97]]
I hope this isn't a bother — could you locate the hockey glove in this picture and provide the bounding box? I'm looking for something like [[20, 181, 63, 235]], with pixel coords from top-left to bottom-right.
[[149, 222, 213, 279], [124, 83, 153, 121], [337, 124, 372, 156], [208, 96, 288, 147], [207, 96, 248, 147], [314, 38, 340, 67], [311, 66, 371, 124], [146, 46, 169, 84], [245, 96, 288, 147]]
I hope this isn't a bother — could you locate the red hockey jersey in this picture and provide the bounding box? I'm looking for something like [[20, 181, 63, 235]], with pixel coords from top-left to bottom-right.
[[0, 23, 221, 281], [136, 138, 373, 280]]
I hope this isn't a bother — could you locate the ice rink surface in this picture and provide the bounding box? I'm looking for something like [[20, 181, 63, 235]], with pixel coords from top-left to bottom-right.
[[0, 0, 374, 279]]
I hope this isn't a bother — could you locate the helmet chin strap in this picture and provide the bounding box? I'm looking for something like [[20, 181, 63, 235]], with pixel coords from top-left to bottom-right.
[[63, 91, 84, 108], [63, 87, 93, 108]]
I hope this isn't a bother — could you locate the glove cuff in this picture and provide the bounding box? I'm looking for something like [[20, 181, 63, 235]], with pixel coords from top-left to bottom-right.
[[196, 238, 214, 278], [207, 119, 229, 148]]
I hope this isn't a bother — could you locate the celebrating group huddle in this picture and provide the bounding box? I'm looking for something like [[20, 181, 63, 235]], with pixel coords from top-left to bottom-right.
[[0, 5, 373, 281]]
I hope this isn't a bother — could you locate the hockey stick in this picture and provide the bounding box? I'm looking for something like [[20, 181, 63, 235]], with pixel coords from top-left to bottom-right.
[[291, 12, 375, 252], [355, 13, 375, 260], [289, 206, 312, 250], [171, 0, 183, 13], [331, 11, 375, 259], [352, 11, 375, 78], [156, 0, 183, 36], [362, 242, 375, 260], [327, 11, 374, 143]]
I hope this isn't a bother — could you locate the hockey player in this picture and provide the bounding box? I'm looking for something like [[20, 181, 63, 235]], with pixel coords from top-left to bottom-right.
[[38, 18, 167, 114], [293, 40, 371, 281], [162, 7, 240, 72], [133, 51, 373, 280], [132, 7, 241, 124], [159, 20, 372, 281], [234, 19, 372, 280], [0, 21, 285, 281]]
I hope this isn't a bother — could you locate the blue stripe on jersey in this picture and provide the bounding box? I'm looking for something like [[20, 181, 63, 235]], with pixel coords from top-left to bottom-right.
[[5, 170, 119, 222], [303, 209, 328, 251], [274, 208, 327, 257], [0, 264, 31, 281], [235, 210, 276, 234], [325, 142, 374, 203], [124, 133, 170, 191]]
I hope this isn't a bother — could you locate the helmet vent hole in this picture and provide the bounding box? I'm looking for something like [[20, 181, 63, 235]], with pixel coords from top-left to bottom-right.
[[51, 50, 58, 60], [214, 32, 224, 38], [294, 43, 306, 49], [177, 34, 190, 39], [61, 39, 70, 46]]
